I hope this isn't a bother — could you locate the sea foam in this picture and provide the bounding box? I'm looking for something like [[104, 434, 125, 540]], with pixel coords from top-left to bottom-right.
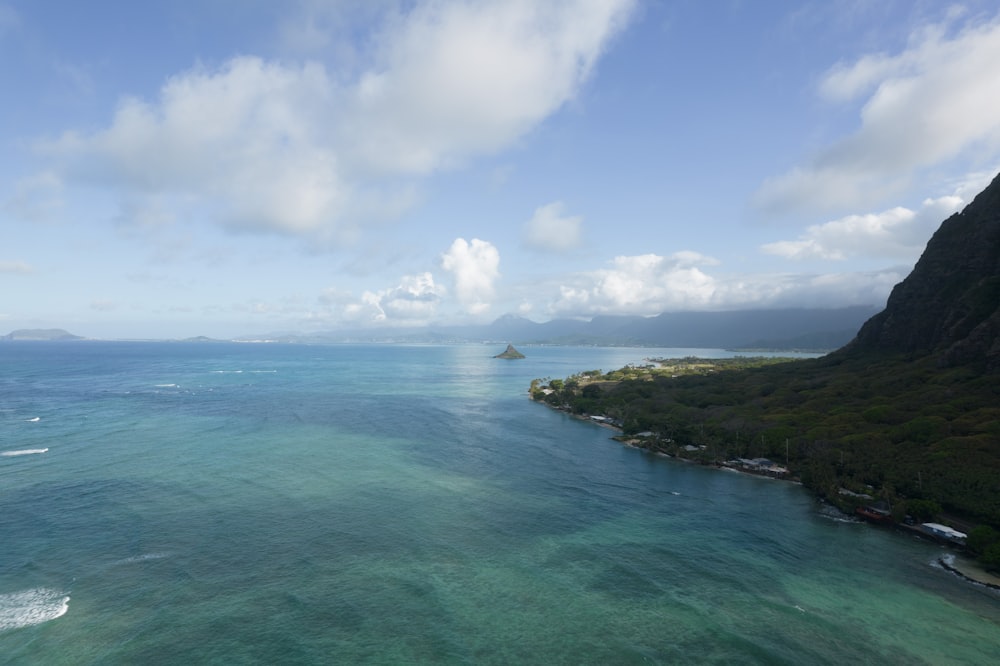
[[1, 448, 49, 457], [0, 589, 70, 632]]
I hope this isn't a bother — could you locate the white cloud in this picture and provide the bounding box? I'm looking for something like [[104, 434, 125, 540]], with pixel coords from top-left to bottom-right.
[[548, 252, 718, 316], [43, 57, 347, 237], [709, 268, 905, 310], [441, 238, 500, 315], [523, 201, 583, 252], [38, 1, 635, 242], [761, 195, 963, 261], [757, 12, 1000, 215], [541, 251, 903, 316], [347, 0, 635, 174], [337, 272, 443, 325]]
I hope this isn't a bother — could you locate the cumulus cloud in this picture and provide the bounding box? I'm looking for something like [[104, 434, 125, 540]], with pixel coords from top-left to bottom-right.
[[522, 201, 583, 252], [761, 195, 963, 261], [441, 238, 500, 315], [43, 57, 345, 236], [338, 272, 443, 325], [548, 252, 719, 316], [38, 0, 635, 241], [756, 12, 1000, 215], [347, 0, 634, 174]]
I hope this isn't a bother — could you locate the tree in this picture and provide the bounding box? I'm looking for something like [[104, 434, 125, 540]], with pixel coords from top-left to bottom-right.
[[905, 499, 941, 522]]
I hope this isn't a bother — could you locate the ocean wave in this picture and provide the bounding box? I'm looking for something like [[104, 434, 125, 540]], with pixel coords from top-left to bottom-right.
[[113, 552, 169, 565], [209, 369, 276, 374], [154, 384, 178, 388], [815, 504, 859, 524], [0, 588, 70, 632], [25, 417, 40, 422], [1, 448, 49, 457]]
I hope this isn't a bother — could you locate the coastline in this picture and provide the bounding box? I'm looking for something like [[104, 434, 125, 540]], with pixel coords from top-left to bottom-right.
[[543, 400, 1000, 591], [939, 554, 1000, 591]]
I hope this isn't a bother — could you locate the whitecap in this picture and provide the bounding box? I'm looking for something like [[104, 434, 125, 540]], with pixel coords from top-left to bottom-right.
[[25, 417, 40, 422], [1, 448, 49, 457], [816, 504, 859, 524], [932, 553, 955, 572], [154, 384, 178, 388], [0, 588, 70, 632], [113, 552, 169, 565]]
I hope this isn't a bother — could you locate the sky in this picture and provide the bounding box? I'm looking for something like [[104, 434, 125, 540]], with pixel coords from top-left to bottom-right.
[[2, 0, 1000, 339]]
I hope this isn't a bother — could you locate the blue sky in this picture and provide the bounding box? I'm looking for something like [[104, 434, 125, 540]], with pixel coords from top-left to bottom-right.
[[2, 0, 1000, 339]]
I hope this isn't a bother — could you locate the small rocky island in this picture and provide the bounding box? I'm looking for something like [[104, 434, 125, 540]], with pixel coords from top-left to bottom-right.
[[494, 344, 525, 359]]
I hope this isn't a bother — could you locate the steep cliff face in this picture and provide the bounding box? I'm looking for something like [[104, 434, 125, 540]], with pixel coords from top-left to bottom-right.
[[847, 172, 1000, 371]]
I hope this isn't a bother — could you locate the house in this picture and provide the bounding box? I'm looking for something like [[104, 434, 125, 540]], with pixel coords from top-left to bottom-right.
[[920, 523, 967, 545]]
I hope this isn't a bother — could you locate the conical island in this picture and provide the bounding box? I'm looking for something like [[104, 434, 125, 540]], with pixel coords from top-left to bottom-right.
[[494, 344, 525, 359]]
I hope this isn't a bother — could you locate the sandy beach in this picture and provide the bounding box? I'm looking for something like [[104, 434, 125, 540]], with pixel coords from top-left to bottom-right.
[[940, 555, 1000, 590]]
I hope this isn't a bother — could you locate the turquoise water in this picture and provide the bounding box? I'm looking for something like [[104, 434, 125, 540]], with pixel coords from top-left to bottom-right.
[[1, 342, 998, 664]]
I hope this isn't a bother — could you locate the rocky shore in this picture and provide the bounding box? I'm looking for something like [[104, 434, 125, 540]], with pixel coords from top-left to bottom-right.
[[939, 555, 1000, 590]]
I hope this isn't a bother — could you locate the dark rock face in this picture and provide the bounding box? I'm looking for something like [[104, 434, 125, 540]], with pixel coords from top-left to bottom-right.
[[847, 172, 1000, 371]]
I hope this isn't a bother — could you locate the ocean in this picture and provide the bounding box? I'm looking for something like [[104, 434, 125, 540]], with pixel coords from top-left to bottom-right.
[[1, 342, 998, 664]]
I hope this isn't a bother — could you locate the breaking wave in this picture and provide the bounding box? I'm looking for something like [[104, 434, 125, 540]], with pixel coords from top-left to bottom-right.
[[816, 503, 860, 524], [1, 448, 49, 457], [0, 589, 70, 632], [113, 552, 169, 565]]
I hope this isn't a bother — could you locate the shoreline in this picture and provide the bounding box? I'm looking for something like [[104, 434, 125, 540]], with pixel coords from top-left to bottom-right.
[[542, 400, 1000, 591], [938, 555, 1000, 591]]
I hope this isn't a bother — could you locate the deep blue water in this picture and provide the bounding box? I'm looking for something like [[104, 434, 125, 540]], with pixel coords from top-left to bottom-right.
[[1, 342, 998, 664]]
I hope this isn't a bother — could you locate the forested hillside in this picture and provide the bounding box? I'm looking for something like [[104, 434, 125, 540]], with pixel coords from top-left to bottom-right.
[[532, 172, 1000, 565]]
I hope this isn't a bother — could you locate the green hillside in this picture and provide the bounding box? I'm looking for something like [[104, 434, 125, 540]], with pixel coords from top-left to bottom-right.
[[531, 171, 1000, 568]]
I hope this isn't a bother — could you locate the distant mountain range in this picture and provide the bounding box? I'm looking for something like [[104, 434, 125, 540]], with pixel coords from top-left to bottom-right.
[[2, 307, 878, 350], [245, 305, 880, 350]]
